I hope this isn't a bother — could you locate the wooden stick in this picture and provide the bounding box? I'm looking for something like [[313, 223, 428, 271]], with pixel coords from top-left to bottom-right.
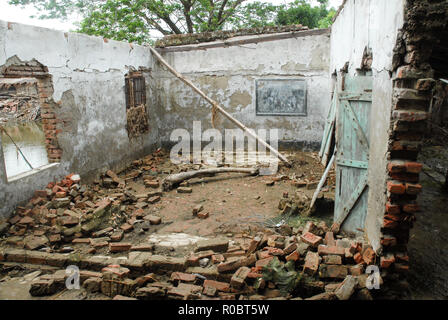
[[307, 150, 336, 215], [148, 46, 290, 166], [162, 167, 259, 190], [0, 126, 34, 170]]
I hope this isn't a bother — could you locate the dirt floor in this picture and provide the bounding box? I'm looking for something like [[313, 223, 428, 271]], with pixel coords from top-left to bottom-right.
[[408, 140, 448, 300], [0, 149, 340, 300]]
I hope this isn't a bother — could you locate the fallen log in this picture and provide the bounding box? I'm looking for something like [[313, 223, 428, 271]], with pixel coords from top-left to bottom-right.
[[162, 167, 259, 191]]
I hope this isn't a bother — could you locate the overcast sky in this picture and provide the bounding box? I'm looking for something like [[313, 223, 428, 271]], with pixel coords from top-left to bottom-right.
[[0, 0, 343, 33]]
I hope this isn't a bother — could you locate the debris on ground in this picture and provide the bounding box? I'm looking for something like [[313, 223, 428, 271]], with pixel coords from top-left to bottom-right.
[[0, 148, 363, 300]]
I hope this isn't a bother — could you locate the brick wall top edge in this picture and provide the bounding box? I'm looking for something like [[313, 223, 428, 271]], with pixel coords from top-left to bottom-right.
[[154, 24, 329, 48]]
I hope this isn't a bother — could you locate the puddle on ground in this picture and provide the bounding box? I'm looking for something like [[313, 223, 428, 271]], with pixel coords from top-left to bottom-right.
[[1, 121, 49, 178]]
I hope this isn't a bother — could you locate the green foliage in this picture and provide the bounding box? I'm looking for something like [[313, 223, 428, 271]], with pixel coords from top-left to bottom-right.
[[262, 257, 301, 295], [275, 0, 336, 29], [9, 0, 337, 44]]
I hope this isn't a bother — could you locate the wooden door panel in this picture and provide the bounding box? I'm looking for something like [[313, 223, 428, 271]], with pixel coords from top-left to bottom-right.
[[334, 75, 372, 234]]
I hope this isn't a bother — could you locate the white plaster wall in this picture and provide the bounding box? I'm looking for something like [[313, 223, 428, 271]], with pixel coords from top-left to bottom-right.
[[0, 21, 160, 218], [154, 31, 331, 147], [330, 0, 406, 251]]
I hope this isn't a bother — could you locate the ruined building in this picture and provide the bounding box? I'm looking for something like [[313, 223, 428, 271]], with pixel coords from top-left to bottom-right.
[[0, 0, 447, 300]]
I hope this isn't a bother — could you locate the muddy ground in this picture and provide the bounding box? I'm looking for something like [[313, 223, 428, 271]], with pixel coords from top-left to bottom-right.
[[408, 140, 448, 300]]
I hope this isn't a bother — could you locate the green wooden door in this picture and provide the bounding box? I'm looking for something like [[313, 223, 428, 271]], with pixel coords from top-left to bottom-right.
[[334, 75, 372, 234]]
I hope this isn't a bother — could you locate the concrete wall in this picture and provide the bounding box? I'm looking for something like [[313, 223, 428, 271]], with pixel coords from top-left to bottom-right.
[[330, 0, 406, 251], [0, 21, 161, 218], [153, 30, 331, 149]]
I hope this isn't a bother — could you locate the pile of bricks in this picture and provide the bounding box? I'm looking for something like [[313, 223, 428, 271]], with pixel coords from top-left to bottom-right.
[[2, 220, 377, 300], [1, 151, 172, 253]]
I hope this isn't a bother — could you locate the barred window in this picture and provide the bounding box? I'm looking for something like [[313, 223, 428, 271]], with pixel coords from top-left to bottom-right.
[[125, 72, 146, 109]]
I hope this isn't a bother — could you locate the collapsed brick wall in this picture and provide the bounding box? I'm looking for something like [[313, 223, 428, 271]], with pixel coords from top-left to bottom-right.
[[381, 0, 448, 285], [1, 59, 63, 163]]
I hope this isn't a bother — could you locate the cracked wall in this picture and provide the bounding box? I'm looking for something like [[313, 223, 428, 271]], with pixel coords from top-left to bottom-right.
[[330, 0, 407, 251], [0, 21, 161, 218], [153, 30, 331, 149]]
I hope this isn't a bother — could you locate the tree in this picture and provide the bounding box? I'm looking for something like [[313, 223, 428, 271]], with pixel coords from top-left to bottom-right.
[[9, 0, 254, 43], [275, 0, 336, 29], [9, 0, 336, 44]]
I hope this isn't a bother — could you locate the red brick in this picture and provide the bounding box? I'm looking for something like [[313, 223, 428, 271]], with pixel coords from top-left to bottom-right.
[[362, 247, 376, 265], [380, 253, 395, 269], [55, 191, 67, 198], [354, 252, 364, 264], [247, 238, 260, 254], [387, 181, 406, 194], [211, 254, 225, 264], [262, 247, 284, 256], [349, 242, 360, 255], [319, 264, 348, 279], [303, 251, 319, 275], [405, 162, 422, 173], [217, 254, 256, 272], [285, 250, 300, 262], [72, 238, 91, 244], [145, 181, 159, 188], [18, 216, 34, 225], [383, 218, 398, 229], [395, 252, 409, 263], [300, 232, 323, 248], [349, 264, 364, 276], [384, 213, 404, 222], [392, 110, 427, 122], [230, 267, 250, 289], [187, 255, 200, 266], [203, 280, 230, 292], [416, 78, 435, 91], [324, 232, 336, 246], [120, 223, 133, 233], [257, 250, 272, 260], [330, 222, 340, 234], [381, 235, 397, 247], [34, 190, 48, 198], [255, 256, 274, 268], [394, 263, 409, 273], [386, 202, 401, 215], [197, 212, 209, 219], [170, 272, 196, 283], [6, 249, 26, 263], [387, 162, 406, 173], [405, 183, 422, 195], [283, 242, 297, 255], [322, 255, 342, 265], [48, 234, 61, 243], [247, 271, 263, 279], [130, 244, 154, 252], [109, 243, 132, 253], [317, 245, 345, 257], [102, 265, 130, 278]]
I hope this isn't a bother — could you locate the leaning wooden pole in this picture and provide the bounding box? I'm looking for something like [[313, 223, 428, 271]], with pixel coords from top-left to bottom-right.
[[148, 46, 291, 166]]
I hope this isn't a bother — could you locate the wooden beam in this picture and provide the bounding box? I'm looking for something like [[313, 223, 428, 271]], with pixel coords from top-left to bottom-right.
[[148, 46, 291, 166]]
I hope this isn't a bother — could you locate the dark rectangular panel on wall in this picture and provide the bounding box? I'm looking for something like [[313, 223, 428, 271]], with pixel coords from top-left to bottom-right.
[[255, 79, 307, 116]]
